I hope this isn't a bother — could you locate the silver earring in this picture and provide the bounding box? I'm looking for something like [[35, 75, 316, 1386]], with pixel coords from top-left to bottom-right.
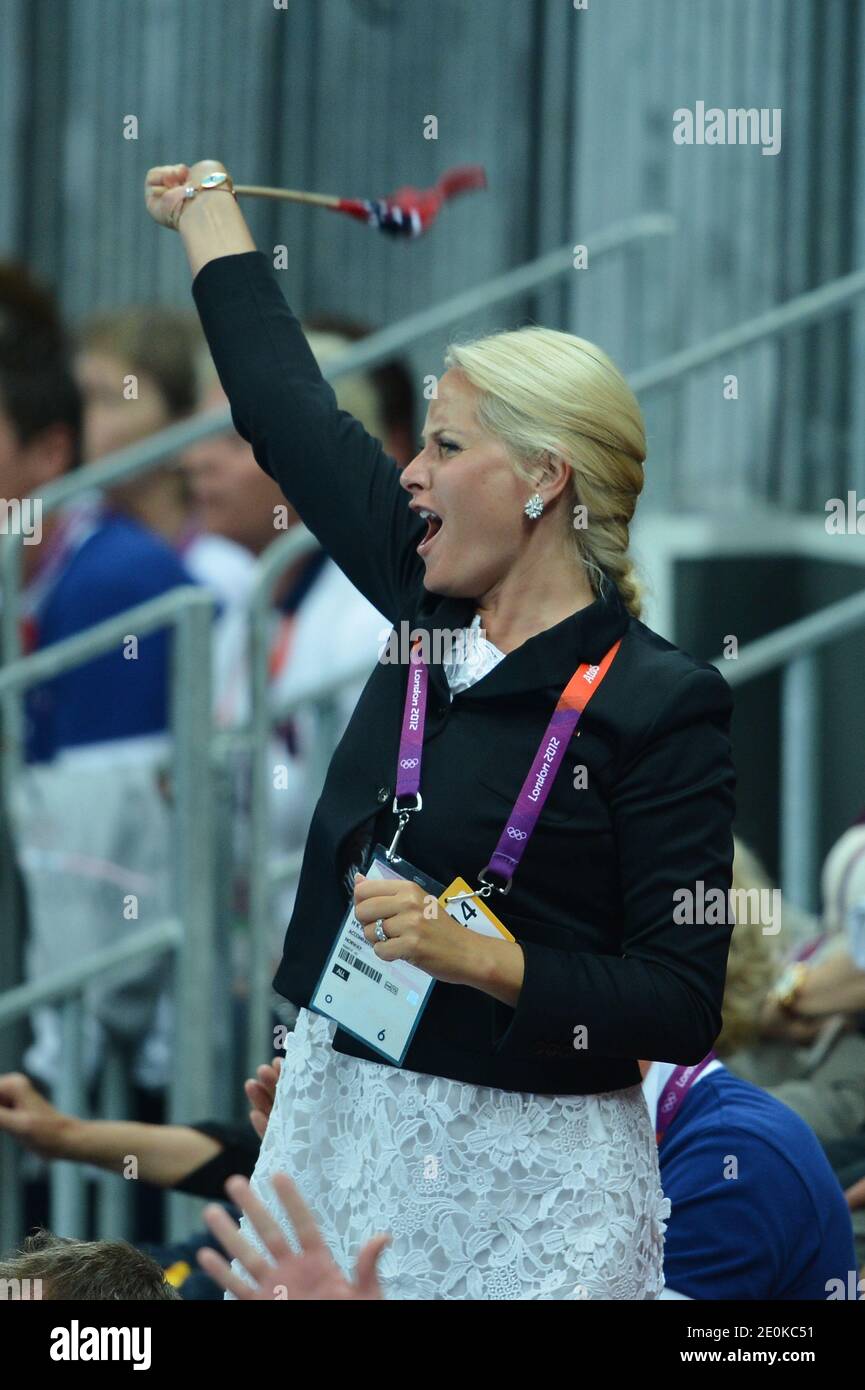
[[524, 492, 545, 520]]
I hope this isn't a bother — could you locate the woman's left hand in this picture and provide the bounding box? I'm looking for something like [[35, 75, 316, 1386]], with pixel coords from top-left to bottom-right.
[[353, 875, 477, 985]]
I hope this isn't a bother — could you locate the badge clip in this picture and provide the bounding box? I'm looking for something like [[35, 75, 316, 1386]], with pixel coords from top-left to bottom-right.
[[443, 885, 494, 904], [386, 792, 422, 861], [477, 867, 512, 897]]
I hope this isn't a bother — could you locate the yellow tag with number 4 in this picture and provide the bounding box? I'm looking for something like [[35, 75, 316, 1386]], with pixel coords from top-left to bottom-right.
[[439, 877, 515, 941]]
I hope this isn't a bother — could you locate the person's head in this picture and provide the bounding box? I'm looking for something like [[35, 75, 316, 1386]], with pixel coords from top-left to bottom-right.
[[0, 1228, 180, 1300], [303, 313, 416, 465], [76, 307, 202, 461], [183, 326, 410, 554], [0, 261, 82, 504], [75, 307, 204, 530], [181, 362, 297, 556], [399, 327, 646, 612]]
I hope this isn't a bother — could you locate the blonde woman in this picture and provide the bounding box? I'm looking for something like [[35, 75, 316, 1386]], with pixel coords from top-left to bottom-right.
[[145, 160, 736, 1300]]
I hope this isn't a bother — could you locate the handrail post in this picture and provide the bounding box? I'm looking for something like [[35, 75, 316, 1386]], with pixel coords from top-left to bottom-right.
[[0, 533, 24, 799], [166, 592, 216, 1238], [0, 585, 214, 1245], [208, 749, 240, 1124], [95, 1042, 133, 1240], [247, 539, 289, 1080], [51, 996, 86, 1238], [780, 654, 819, 912], [245, 531, 321, 1079], [0, 792, 27, 1253]]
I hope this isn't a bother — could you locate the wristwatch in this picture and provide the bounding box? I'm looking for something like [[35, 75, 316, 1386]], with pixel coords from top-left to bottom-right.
[[770, 961, 808, 1015], [175, 171, 237, 224]]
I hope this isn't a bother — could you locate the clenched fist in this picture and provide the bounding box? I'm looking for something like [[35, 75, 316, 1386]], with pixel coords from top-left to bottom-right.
[[144, 159, 230, 230]]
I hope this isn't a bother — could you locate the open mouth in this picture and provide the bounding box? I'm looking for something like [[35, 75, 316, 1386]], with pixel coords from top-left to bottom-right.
[[417, 508, 443, 556]]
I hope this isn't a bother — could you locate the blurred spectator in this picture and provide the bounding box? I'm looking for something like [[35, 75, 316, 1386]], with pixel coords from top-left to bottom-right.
[[302, 312, 416, 467], [0, 263, 193, 1101], [646, 837, 857, 1300], [76, 305, 199, 538], [76, 306, 255, 612], [0, 1055, 387, 1300], [0, 266, 195, 760], [0, 263, 66, 1032], [711, 838, 782, 1054], [0, 1229, 179, 1301], [0, 1062, 260, 1198], [725, 826, 865, 1144], [0, 1061, 267, 1300]]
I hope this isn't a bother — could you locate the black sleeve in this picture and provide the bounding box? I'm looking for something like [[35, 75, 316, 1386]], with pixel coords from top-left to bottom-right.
[[191, 250, 424, 622], [171, 1121, 260, 1201], [492, 665, 736, 1064]]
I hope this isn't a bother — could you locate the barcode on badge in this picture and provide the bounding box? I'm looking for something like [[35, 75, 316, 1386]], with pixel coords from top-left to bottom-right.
[[338, 946, 382, 985]]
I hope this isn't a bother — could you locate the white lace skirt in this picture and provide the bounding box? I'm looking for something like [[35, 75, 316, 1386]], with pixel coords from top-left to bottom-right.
[[230, 1008, 670, 1300]]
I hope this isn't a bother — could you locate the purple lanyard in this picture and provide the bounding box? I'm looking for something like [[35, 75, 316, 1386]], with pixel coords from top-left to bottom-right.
[[395, 647, 428, 800], [388, 636, 621, 892], [655, 1052, 718, 1144]]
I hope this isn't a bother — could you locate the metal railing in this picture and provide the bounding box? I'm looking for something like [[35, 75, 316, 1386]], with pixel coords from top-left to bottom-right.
[[712, 588, 865, 914], [0, 586, 217, 1247], [629, 264, 865, 396]]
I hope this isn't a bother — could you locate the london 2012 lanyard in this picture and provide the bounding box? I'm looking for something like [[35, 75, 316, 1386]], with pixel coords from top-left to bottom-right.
[[385, 634, 622, 902], [655, 1052, 719, 1145]]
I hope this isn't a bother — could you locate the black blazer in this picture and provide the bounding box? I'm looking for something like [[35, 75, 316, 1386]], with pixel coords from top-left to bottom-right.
[[192, 251, 736, 1096]]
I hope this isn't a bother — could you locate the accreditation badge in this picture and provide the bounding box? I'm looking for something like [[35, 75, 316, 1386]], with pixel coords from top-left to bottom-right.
[[310, 847, 444, 1065]]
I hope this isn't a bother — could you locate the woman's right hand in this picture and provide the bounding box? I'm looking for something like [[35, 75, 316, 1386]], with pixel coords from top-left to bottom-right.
[[144, 160, 230, 231]]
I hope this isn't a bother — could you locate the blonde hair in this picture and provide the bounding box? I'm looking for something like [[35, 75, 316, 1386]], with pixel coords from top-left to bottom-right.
[[716, 838, 785, 1056], [444, 326, 647, 618]]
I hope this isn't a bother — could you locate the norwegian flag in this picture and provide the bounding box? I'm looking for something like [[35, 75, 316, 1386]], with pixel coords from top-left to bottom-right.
[[336, 166, 487, 238]]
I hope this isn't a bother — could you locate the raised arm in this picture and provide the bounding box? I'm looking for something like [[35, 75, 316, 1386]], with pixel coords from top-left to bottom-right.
[[0, 1072, 223, 1188], [145, 160, 424, 621]]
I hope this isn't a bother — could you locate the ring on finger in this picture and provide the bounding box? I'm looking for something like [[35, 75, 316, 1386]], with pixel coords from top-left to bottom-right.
[[374, 919, 387, 943]]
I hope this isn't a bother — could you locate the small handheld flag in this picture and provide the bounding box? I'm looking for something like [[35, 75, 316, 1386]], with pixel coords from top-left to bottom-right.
[[154, 165, 487, 238]]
